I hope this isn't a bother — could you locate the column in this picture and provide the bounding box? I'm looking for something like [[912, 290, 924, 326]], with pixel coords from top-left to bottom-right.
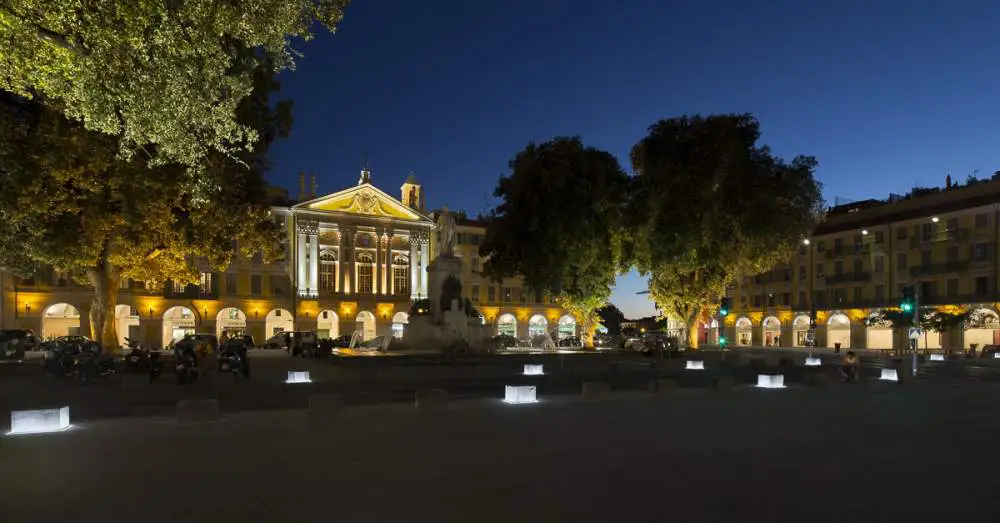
[[419, 238, 429, 298], [385, 229, 394, 295], [296, 232, 308, 291], [346, 227, 356, 294], [374, 227, 383, 295], [409, 234, 418, 300], [338, 228, 346, 293], [308, 232, 319, 294]]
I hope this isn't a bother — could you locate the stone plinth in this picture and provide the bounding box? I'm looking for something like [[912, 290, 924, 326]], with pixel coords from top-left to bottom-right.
[[426, 254, 465, 323]]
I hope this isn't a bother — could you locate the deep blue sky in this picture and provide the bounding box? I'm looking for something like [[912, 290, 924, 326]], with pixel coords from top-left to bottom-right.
[[270, 0, 1000, 319]]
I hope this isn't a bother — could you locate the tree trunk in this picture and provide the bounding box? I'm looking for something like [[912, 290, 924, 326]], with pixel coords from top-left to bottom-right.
[[685, 308, 702, 350], [87, 255, 121, 353]]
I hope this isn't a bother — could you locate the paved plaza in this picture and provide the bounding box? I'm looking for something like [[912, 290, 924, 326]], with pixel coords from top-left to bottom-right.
[[3, 382, 999, 523]]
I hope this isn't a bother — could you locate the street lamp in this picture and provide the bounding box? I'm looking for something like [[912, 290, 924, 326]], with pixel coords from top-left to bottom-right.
[[931, 216, 939, 223], [802, 239, 810, 246], [862, 230, 869, 236]]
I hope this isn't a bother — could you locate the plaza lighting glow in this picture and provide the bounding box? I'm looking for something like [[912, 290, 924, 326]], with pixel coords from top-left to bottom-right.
[[756, 374, 785, 389], [879, 368, 899, 381], [929, 354, 945, 362], [504, 385, 537, 404], [523, 364, 544, 376], [8, 406, 73, 435], [805, 357, 822, 366], [994, 353, 1000, 359], [685, 360, 705, 370], [285, 371, 312, 384]]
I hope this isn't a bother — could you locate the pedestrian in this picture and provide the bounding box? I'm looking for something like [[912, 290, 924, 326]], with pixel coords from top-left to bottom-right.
[[841, 351, 859, 382], [284, 332, 292, 354]]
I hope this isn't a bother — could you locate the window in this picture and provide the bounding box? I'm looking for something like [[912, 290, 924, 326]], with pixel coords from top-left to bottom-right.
[[798, 291, 806, 307], [319, 250, 338, 292], [356, 252, 374, 294], [270, 275, 286, 295], [920, 250, 931, 267], [920, 281, 935, 300], [252, 251, 263, 265], [752, 295, 761, 307], [947, 246, 959, 264], [852, 287, 862, 302], [813, 290, 826, 307], [852, 259, 862, 274], [816, 240, 825, 252], [471, 285, 480, 302], [834, 237, 843, 252], [973, 242, 989, 262], [874, 231, 884, 244], [798, 265, 806, 280], [470, 256, 479, 272], [226, 273, 238, 295], [875, 285, 884, 301], [834, 261, 843, 276], [975, 213, 989, 229], [946, 279, 959, 297], [896, 252, 907, 271], [947, 217, 958, 231], [816, 263, 824, 278], [503, 287, 512, 302], [975, 276, 989, 295], [487, 286, 496, 302], [832, 288, 846, 304], [250, 275, 262, 295], [172, 280, 184, 293], [781, 292, 790, 306], [874, 256, 884, 273], [896, 227, 907, 240], [199, 272, 212, 294], [920, 223, 932, 240], [766, 294, 775, 307], [518, 288, 526, 303], [782, 269, 791, 281], [392, 254, 409, 295]]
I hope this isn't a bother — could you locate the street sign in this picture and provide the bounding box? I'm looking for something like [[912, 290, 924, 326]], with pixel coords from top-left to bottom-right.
[[908, 327, 922, 340]]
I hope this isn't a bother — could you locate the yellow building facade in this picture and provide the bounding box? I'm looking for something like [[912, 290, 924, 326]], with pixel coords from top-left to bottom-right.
[[0, 168, 575, 348], [723, 178, 1000, 350]]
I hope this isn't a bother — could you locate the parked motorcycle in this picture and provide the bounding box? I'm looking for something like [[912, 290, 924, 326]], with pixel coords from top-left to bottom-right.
[[76, 352, 118, 383], [217, 339, 250, 378], [174, 346, 200, 384], [123, 338, 163, 380]]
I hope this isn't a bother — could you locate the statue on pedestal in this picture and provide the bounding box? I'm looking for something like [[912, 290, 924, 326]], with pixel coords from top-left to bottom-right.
[[436, 206, 457, 258]]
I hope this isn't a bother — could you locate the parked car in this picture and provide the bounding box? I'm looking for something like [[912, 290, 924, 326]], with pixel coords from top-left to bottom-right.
[[0, 329, 37, 360], [170, 333, 218, 357], [264, 331, 317, 351]]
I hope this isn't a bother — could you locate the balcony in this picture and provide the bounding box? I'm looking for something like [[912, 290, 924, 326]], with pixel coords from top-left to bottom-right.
[[297, 289, 319, 300], [824, 244, 870, 259], [908, 261, 969, 278], [823, 272, 872, 285], [910, 228, 968, 248]]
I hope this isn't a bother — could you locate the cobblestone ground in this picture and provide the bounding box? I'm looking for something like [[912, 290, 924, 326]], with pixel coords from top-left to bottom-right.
[[3, 382, 998, 523]]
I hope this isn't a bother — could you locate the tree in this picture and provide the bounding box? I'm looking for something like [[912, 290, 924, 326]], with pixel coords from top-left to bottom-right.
[[480, 137, 630, 345], [630, 114, 823, 348], [0, 0, 348, 166], [596, 303, 625, 335], [0, 60, 287, 351]]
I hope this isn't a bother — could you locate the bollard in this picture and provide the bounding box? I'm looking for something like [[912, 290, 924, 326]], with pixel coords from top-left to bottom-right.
[[307, 394, 343, 431], [710, 376, 734, 390], [9, 406, 71, 434], [414, 389, 449, 408], [581, 381, 611, 399], [177, 399, 220, 424]]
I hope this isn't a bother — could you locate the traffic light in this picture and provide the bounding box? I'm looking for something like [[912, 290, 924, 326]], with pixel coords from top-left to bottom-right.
[[900, 286, 915, 313], [719, 335, 727, 347], [719, 297, 730, 317]]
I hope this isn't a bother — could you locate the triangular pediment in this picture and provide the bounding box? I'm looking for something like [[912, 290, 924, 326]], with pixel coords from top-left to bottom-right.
[[295, 184, 429, 222]]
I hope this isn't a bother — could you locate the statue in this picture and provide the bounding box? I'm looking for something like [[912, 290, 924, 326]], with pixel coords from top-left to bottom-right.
[[436, 206, 457, 257]]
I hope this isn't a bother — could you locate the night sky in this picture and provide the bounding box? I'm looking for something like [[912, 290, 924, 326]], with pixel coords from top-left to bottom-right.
[[269, 0, 1000, 319]]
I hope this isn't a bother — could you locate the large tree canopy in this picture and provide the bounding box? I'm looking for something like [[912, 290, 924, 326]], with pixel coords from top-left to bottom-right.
[[0, 61, 287, 350], [480, 137, 630, 342], [630, 114, 823, 347], [0, 0, 348, 165]]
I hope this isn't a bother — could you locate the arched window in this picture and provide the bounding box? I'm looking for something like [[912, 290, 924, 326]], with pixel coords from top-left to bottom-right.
[[392, 254, 409, 295], [319, 249, 338, 292], [356, 252, 374, 294]]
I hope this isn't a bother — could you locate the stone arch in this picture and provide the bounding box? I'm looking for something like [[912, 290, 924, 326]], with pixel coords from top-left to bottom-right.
[[735, 316, 752, 346], [42, 303, 81, 339], [792, 314, 811, 347], [162, 305, 196, 348], [557, 315, 577, 339], [265, 308, 294, 337], [391, 311, 409, 339], [317, 309, 339, 339], [964, 308, 1000, 349], [356, 310, 376, 341], [216, 307, 247, 341], [762, 316, 781, 347], [866, 311, 893, 350], [528, 314, 548, 338], [115, 304, 140, 348], [496, 313, 517, 337], [826, 312, 851, 349]]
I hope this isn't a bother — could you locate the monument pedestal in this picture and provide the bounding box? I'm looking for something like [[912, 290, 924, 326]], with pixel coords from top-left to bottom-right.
[[426, 254, 465, 322]]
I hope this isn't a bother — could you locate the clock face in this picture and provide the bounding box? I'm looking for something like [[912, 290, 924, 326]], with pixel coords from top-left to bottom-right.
[[356, 192, 377, 214]]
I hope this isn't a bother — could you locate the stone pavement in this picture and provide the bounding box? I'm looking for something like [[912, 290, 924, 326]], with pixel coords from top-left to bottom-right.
[[3, 383, 999, 523]]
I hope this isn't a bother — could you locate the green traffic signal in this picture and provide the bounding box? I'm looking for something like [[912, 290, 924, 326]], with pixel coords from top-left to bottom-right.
[[719, 336, 727, 347], [901, 303, 912, 312]]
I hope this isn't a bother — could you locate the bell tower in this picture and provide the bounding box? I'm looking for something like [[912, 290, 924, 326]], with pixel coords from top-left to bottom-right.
[[401, 170, 425, 212]]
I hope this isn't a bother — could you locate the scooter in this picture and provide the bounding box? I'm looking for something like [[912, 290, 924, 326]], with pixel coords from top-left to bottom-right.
[[174, 346, 199, 384], [123, 338, 163, 381]]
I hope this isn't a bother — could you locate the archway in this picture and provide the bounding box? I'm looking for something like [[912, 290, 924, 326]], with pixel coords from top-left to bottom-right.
[[42, 303, 81, 339], [162, 306, 196, 348], [265, 308, 294, 337], [827, 313, 851, 349], [391, 311, 409, 339], [707, 318, 719, 345], [735, 317, 752, 346], [115, 304, 140, 347], [792, 315, 811, 347], [866, 312, 893, 350], [964, 308, 1000, 349], [317, 310, 339, 339], [356, 311, 376, 341], [762, 316, 781, 347], [528, 314, 547, 338], [557, 315, 576, 339], [216, 307, 247, 341], [496, 313, 517, 337]]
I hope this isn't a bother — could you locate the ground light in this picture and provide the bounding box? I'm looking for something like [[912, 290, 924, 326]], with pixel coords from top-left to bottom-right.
[[756, 375, 785, 389], [504, 385, 537, 404], [685, 360, 705, 370], [286, 371, 312, 384], [929, 354, 945, 362], [8, 406, 73, 435], [523, 364, 544, 376], [805, 357, 822, 366], [994, 353, 1000, 359], [879, 368, 899, 381]]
